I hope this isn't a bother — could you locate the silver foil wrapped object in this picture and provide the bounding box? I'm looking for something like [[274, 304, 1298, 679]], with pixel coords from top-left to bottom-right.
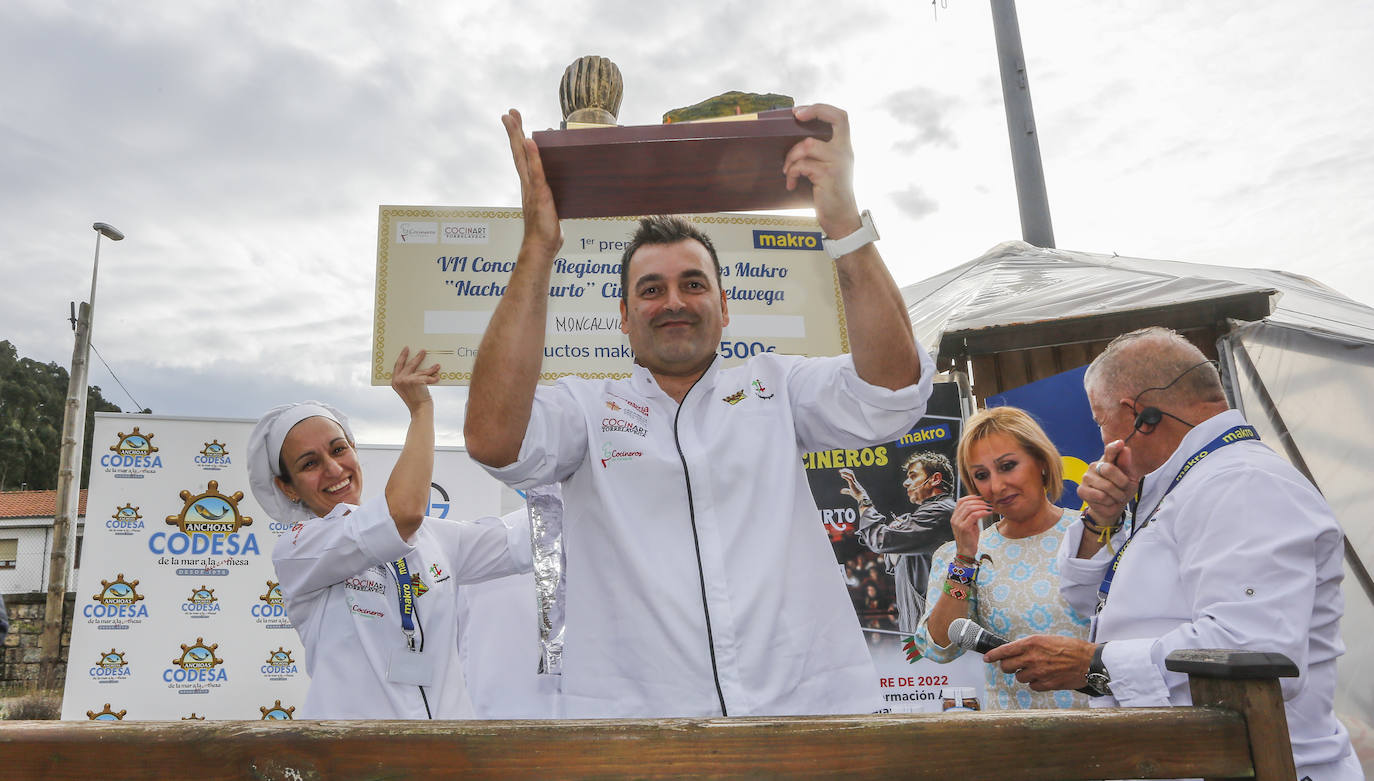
[[526, 483, 565, 675]]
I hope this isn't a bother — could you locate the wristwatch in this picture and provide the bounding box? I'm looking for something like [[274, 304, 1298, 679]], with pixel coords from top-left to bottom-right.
[[1083, 643, 1113, 697], [822, 209, 879, 259]]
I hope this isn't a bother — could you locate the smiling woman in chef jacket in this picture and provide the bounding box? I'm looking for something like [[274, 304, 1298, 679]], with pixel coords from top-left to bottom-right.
[[247, 347, 532, 719]]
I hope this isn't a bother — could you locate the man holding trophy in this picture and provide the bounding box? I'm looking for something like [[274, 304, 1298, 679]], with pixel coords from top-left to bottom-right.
[[464, 104, 932, 717]]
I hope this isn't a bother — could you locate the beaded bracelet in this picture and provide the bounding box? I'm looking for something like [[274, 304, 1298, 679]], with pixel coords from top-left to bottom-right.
[[942, 580, 970, 600], [946, 561, 976, 584]]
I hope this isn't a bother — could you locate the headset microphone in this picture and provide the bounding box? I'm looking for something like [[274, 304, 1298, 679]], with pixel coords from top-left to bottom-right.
[[1133, 406, 1164, 430]]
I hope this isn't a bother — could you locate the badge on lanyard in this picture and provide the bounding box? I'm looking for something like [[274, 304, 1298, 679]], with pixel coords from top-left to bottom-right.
[[386, 556, 435, 687]]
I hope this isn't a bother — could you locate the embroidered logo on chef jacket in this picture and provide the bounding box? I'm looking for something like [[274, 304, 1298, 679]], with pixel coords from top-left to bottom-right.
[[606, 393, 650, 423], [600, 441, 644, 468], [602, 416, 647, 436], [345, 576, 387, 594], [87, 704, 127, 721], [751, 379, 775, 399], [429, 562, 449, 584], [722, 389, 746, 405], [604, 396, 645, 426], [260, 700, 296, 720]]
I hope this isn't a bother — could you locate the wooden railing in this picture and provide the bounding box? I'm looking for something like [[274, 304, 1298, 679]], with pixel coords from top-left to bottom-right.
[[0, 649, 1299, 780]]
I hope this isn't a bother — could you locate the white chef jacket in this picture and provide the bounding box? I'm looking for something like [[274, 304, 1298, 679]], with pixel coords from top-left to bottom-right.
[[272, 495, 532, 719], [483, 348, 935, 718], [1058, 409, 1360, 780]]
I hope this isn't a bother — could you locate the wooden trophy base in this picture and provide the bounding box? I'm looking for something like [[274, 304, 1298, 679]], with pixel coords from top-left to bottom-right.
[[532, 109, 832, 219]]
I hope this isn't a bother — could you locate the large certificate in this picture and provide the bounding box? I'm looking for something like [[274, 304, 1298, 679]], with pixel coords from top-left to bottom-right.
[[372, 207, 849, 384]]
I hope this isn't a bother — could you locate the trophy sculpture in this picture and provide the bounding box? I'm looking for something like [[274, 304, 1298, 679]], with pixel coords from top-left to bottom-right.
[[560, 55, 623, 127]]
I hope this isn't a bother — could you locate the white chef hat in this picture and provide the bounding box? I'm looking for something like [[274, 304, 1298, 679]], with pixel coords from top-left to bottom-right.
[[247, 400, 353, 523]]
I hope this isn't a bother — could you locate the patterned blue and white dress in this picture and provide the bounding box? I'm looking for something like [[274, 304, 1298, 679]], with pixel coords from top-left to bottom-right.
[[913, 509, 1091, 710]]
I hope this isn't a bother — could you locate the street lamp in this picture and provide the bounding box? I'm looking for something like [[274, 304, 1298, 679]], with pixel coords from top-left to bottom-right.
[[42, 222, 125, 685]]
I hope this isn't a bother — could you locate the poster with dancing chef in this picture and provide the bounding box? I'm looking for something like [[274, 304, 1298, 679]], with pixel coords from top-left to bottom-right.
[[805, 382, 986, 712]]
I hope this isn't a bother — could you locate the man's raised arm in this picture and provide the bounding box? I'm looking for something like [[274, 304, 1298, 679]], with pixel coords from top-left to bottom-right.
[[464, 109, 563, 468], [784, 104, 920, 391]]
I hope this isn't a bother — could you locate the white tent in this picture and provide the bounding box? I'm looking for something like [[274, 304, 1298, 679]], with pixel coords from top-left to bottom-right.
[[903, 240, 1374, 758]]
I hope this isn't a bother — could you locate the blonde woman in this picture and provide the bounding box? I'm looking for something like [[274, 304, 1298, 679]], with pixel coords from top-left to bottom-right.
[[912, 406, 1090, 709]]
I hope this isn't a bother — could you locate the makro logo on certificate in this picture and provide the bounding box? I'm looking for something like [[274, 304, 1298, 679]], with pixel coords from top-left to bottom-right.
[[752, 228, 822, 251], [101, 427, 162, 478]]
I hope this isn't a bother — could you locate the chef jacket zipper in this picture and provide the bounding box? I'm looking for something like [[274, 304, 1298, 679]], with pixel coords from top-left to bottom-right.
[[672, 371, 729, 717]]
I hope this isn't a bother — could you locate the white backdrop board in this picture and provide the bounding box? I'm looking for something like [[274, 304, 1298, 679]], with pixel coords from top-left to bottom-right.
[[61, 412, 504, 721]]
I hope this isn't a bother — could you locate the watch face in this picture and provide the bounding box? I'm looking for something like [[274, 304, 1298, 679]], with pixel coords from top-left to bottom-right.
[[1085, 673, 1112, 697]]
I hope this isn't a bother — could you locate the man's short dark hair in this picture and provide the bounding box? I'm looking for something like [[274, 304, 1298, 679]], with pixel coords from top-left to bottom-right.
[[619, 215, 722, 302], [901, 451, 954, 494]]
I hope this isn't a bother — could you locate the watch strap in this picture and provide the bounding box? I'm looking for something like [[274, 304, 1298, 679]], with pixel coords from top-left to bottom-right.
[[822, 209, 879, 259]]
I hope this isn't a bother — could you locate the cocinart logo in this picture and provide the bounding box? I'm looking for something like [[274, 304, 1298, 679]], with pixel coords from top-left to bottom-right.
[[154, 480, 259, 559], [182, 585, 220, 618], [84, 574, 148, 627], [261, 700, 296, 720], [101, 427, 162, 478], [165, 637, 227, 691], [106, 503, 145, 536], [261, 647, 299, 681], [89, 648, 131, 684], [196, 439, 232, 471], [254, 580, 291, 629], [87, 703, 127, 721]]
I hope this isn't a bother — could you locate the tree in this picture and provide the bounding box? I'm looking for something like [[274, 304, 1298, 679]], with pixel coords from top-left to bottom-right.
[[0, 340, 125, 491]]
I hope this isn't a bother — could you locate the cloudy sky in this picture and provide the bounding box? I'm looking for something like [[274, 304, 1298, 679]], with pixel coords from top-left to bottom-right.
[[3, 0, 1371, 445]]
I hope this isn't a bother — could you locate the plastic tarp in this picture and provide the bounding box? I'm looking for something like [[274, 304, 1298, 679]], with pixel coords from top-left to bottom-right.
[[902, 240, 1374, 357], [903, 240, 1374, 767]]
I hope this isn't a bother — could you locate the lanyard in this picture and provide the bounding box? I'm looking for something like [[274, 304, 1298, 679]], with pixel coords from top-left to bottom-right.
[[391, 557, 418, 648], [1095, 425, 1259, 613]]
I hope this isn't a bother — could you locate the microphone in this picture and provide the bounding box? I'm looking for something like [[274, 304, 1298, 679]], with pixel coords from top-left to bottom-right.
[[951, 617, 1104, 697], [949, 617, 1008, 653]]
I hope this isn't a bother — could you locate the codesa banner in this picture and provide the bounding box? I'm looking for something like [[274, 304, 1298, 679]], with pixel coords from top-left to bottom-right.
[[373, 207, 847, 385], [61, 413, 504, 721]]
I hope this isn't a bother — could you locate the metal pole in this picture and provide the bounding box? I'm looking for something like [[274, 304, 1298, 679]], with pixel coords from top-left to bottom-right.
[[42, 223, 122, 687], [990, 0, 1055, 248]]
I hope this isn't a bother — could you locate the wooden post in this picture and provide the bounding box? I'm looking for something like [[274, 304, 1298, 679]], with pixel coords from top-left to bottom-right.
[[1166, 649, 1300, 781]]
